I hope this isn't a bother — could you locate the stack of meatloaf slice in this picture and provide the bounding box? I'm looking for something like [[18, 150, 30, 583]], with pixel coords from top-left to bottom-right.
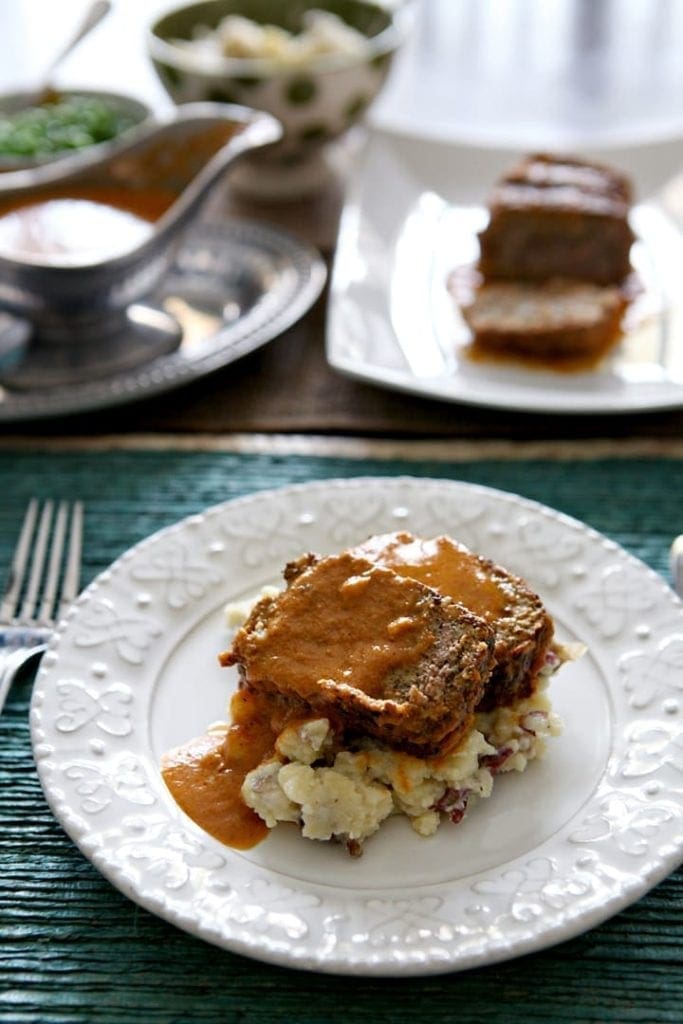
[[462, 153, 635, 363], [223, 533, 554, 760]]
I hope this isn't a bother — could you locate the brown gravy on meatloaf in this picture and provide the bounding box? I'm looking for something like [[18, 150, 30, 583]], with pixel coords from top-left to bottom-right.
[[352, 533, 509, 622], [161, 688, 276, 849], [225, 553, 437, 700]]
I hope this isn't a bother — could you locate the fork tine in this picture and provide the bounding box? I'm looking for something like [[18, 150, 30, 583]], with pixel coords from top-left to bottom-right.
[[1, 500, 84, 628], [0, 498, 39, 622], [20, 500, 54, 623], [59, 500, 83, 617], [38, 500, 69, 625]]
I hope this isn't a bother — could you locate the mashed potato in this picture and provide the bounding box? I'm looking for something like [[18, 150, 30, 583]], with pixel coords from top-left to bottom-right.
[[224, 585, 281, 627], [241, 684, 563, 849], [175, 10, 370, 69]]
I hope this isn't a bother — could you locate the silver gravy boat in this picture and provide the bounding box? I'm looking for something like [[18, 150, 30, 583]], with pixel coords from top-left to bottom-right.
[[0, 103, 281, 387]]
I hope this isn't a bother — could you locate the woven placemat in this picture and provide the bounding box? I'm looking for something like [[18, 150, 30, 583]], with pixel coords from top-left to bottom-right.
[[0, 447, 679, 579], [1, 448, 681, 1024]]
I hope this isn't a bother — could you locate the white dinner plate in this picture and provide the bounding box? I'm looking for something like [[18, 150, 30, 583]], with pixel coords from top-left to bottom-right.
[[327, 130, 683, 414], [31, 477, 683, 976]]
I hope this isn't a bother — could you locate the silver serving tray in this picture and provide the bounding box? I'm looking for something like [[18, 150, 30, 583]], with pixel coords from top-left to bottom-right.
[[0, 219, 326, 421]]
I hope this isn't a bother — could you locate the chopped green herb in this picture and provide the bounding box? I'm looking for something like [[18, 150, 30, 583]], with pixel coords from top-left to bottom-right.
[[0, 95, 138, 158]]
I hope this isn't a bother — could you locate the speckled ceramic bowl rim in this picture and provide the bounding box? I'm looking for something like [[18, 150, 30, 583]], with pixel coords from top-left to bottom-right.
[[147, 0, 407, 79]]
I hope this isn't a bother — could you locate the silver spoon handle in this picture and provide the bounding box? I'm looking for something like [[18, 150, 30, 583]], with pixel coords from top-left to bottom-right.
[[44, 0, 112, 79]]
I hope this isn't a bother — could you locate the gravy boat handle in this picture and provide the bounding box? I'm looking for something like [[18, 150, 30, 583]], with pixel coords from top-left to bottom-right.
[[149, 103, 283, 244]]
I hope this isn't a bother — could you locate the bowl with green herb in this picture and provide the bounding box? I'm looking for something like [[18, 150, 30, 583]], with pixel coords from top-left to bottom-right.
[[0, 89, 151, 170]]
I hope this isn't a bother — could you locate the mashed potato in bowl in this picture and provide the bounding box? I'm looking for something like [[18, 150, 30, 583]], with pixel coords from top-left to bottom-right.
[[174, 10, 371, 69]]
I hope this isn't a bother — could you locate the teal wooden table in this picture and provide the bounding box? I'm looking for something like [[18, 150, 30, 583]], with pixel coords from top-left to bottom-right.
[[1, 444, 681, 1024]]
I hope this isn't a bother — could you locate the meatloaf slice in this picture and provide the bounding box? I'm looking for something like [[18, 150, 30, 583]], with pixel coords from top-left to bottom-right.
[[221, 551, 495, 758], [349, 533, 554, 712], [477, 153, 634, 285], [461, 278, 626, 364]]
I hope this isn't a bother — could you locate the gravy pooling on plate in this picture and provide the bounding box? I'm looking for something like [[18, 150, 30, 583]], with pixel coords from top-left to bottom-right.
[[161, 688, 276, 850]]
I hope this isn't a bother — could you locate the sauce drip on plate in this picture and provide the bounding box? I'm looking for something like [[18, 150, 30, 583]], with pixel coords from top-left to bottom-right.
[[161, 688, 277, 850]]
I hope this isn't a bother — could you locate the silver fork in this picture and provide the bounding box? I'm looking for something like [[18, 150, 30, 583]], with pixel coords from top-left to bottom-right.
[[0, 499, 83, 713]]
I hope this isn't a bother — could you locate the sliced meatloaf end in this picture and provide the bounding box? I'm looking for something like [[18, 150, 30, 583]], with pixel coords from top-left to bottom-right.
[[221, 551, 495, 758], [476, 559, 554, 711]]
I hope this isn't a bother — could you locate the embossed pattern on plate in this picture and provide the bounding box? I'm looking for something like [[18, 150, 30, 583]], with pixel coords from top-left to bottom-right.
[[30, 478, 683, 975], [0, 220, 326, 422]]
